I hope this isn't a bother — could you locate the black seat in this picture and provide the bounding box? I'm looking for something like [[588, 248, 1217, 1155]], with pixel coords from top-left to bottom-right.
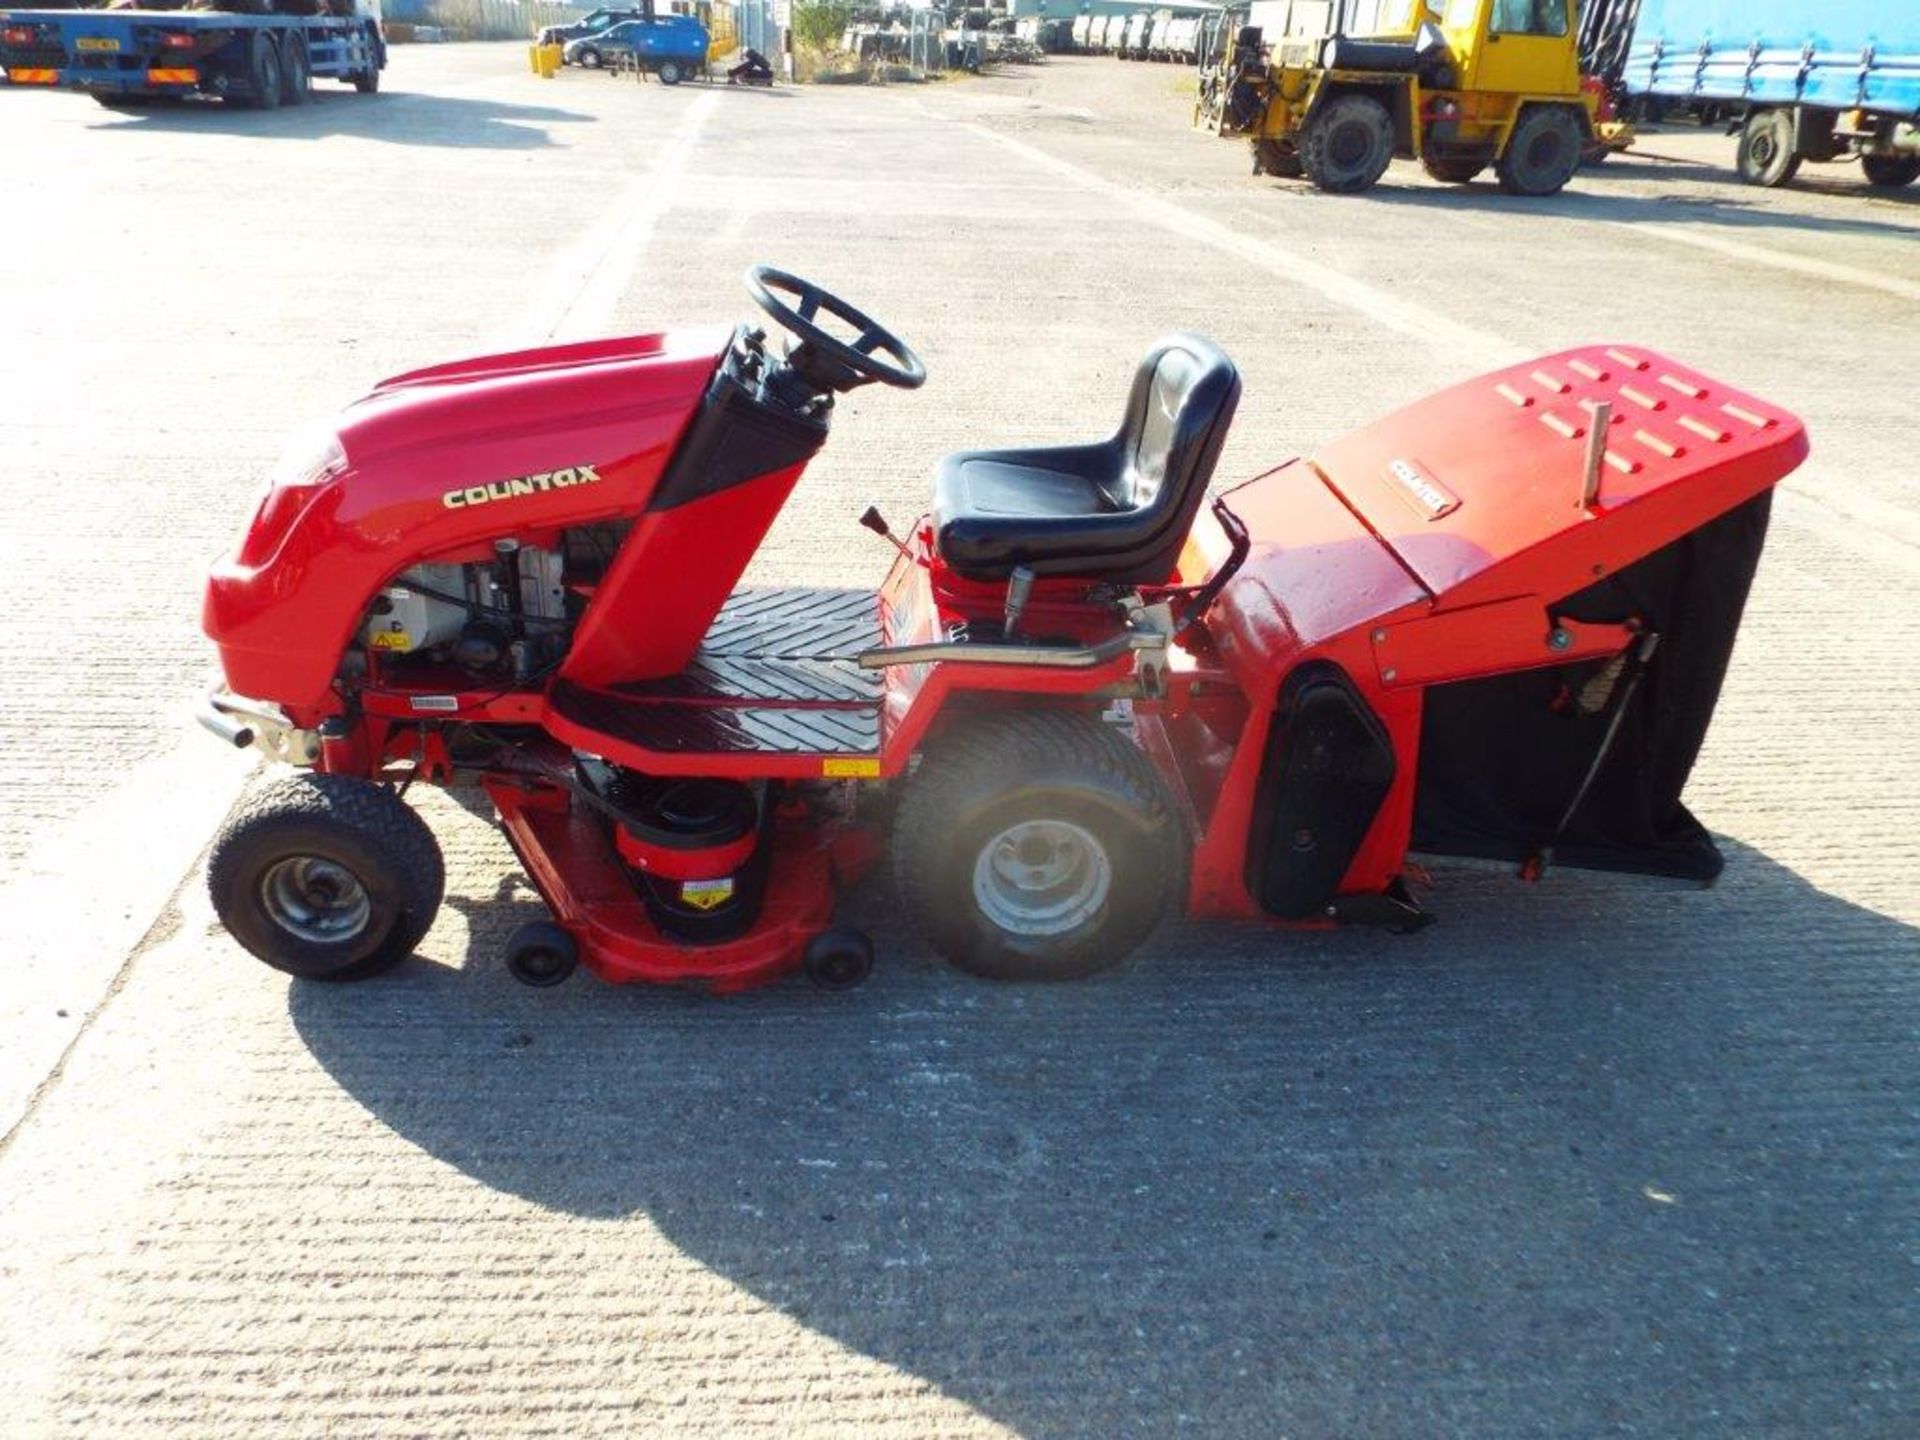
[[932, 333, 1241, 583]]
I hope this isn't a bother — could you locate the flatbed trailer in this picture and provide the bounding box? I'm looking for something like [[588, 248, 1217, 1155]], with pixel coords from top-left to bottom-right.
[[0, 3, 385, 109]]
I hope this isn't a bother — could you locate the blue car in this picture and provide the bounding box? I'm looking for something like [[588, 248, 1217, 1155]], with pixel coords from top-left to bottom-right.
[[564, 14, 708, 83]]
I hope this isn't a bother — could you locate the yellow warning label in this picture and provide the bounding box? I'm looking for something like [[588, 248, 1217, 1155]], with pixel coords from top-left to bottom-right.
[[369, 631, 412, 651], [679, 878, 735, 912], [821, 757, 882, 779]]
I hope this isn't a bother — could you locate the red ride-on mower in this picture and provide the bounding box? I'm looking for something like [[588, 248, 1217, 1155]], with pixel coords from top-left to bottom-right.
[[200, 265, 1807, 992]]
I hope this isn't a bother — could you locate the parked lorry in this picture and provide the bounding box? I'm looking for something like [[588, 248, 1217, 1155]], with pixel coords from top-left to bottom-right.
[[1606, 0, 1920, 189], [0, 0, 385, 109]]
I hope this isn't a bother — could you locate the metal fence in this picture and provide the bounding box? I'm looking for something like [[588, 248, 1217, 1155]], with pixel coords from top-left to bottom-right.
[[383, 0, 587, 41]]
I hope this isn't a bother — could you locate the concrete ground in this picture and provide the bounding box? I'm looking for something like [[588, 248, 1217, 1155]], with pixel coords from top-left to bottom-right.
[[1, 44, 1916, 1439]]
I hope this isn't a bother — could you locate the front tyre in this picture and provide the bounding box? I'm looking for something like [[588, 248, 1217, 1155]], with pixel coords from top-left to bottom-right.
[[893, 712, 1183, 981], [209, 774, 445, 981], [657, 59, 684, 85]]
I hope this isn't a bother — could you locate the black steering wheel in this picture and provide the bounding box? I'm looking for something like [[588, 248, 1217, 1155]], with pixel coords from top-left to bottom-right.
[[745, 264, 927, 392]]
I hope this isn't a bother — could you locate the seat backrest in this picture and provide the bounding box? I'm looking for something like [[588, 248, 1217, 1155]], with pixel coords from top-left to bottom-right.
[[1110, 333, 1241, 530]]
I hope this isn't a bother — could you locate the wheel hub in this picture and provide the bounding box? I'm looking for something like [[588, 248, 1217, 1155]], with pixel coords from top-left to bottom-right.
[[260, 856, 372, 945], [972, 819, 1112, 938]]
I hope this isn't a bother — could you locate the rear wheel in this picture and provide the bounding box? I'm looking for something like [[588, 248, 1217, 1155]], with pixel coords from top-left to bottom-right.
[[1736, 108, 1800, 187], [1496, 105, 1582, 195], [893, 712, 1183, 981], [243, 32, 283, 110], [1420, 153, 1486, 184], [1251, 137, 1304, 178], [280, 33, 309, 106], [577, 46, 603, 69], [657, 59, 684, 85], [209, 774, 446, 982], [1301, 92, 1395, 194], [1861, 153, 1920, 188]]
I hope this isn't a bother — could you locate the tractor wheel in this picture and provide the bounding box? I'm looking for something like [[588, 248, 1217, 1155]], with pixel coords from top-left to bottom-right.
[[893, 711, 1183, 981], [242, 32, 283, 110], [1735, 108, 1800, 187], [1301, 93, 1395, 194], [1495, 105, 1582, 195], [1251, 138, 1303, 178], [1861, 153, 1920, 189], [280, 32, 310, 106], [208, 774, 445, 982], [657, 59, 684, 85], [1420, 153, 1485, 184]]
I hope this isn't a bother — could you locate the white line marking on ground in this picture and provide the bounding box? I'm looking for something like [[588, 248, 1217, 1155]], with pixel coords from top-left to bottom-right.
[[952, 118, 1525, 371], [1613, 222, 1920, 303], [510, 88, 719, 345]]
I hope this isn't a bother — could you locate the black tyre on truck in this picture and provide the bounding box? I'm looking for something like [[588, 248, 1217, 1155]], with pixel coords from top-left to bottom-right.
[[1301, 92, 1396, 194], [1736, 107, 1801, 187], [280, 31, 309, 105], [1861, 153, 1920, 188], [235, 29, 282, 109], [1496, 105, 1582, 195]]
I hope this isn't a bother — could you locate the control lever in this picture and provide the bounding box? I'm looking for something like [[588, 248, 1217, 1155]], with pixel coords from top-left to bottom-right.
[[1003, 565, 1035, 639], [858, 504, 914, 563]]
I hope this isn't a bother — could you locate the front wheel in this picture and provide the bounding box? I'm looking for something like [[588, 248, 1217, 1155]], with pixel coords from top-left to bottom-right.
[[1495, 105, 1583, 195], [657, 59, 683, 85], [209, 774, 445, 981], [577, 47, 602, 69], [1861, 153, 1920, 188], [1736, 108, 1800, 187], [892, 712, 1183, 981], [1251, 137, 1304, 178]]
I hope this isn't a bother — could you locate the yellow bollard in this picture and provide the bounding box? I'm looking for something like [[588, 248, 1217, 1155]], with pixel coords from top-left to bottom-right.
[[529, 42, 561, 78]]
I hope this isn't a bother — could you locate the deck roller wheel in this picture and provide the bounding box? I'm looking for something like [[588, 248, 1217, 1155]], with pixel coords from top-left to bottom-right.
[[505, 921, 580, 988], [804, 927, 874, 991]]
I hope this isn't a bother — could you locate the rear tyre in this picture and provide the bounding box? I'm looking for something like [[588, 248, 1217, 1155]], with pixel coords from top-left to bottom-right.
[[280, 33, 309, 106], [893, 712, 1183, 981], [1251, 137, 1304, 178], [1495, 105, 1582, 195], [1301, 93, 1395, 194], [1861, 153, 1920, 188], [577, 46, 603, 69], [657, 59, 683, 85], [1420, 153, 1486, 184], [1735, 108, 1800, 187], [209, 774, 446, 982], [245, 32, 283, 110]]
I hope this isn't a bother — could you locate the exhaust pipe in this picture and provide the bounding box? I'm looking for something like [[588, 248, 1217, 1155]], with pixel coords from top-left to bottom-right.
[[196, 694, 255, 749]]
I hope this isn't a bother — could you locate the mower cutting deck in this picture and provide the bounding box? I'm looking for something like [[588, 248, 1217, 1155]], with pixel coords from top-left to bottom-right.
[[199, 265, 1808, 993]]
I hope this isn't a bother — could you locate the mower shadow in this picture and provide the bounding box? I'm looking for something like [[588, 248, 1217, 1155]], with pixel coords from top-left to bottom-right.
[[89, 88, 594, 149], [291, 842, 1920, 1437]]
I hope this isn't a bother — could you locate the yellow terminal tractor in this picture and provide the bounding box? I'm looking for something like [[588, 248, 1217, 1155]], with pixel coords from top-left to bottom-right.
[[1199, 0, 1623, 195]]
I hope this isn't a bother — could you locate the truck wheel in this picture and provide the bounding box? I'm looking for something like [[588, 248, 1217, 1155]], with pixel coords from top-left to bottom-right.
[[657, 60, 684, 85], [244, 32, 283, 110], [208, 774, 446, 982], [1861, 153, 1920, 188], [893, 711, 1184, 981], [280, 33, 309, 106], [1301, 93, 1395, 194], [1421, 153, 1486, 184], [350, 24, 380, 92], [1251, 138, 1304, 178], [1736, 108, 1800, 187], [1495, 105, 1582, 195]]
